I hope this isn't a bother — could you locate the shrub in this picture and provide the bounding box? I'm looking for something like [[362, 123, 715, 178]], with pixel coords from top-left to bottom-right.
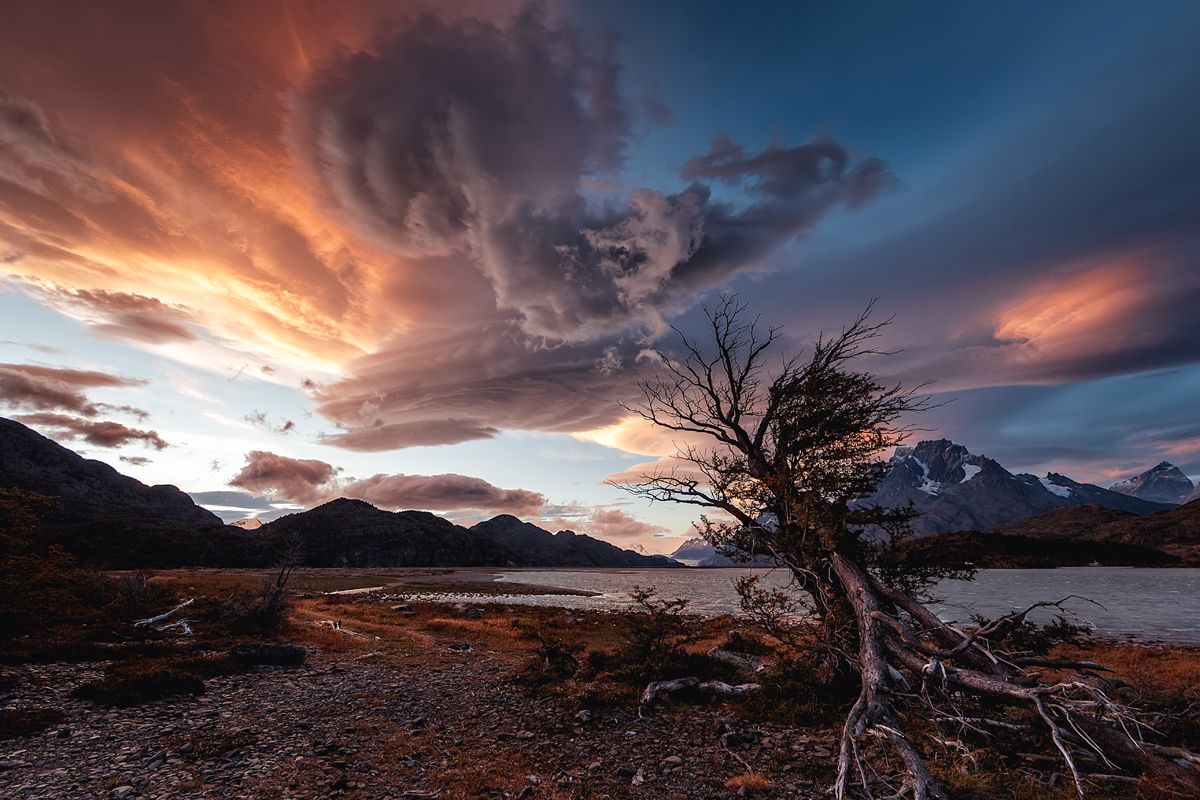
[[229, 642, 306, 667], [71, 659, 206, 706], [217, 561, 296, 635], [0, 706, 65, 739], [734, 575, 803, 644], [617, 586, 701, 681], [515, 625, 583, 686], [743, 653, 858, 727], [0, 490, 177, 653], [968, 613, 1091, 656]]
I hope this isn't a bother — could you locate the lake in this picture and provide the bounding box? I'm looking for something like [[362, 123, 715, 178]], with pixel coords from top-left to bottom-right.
[[483, 567, 1200, 643]]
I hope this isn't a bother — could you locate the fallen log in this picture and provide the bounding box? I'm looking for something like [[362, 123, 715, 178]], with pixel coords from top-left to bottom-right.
[[640, 677, 761, 712], [708, 646, 766, 674], [133, 598, 194, 635]]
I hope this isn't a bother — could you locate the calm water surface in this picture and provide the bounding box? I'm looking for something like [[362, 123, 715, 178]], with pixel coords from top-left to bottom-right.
[[481, 567, 1200, 643]]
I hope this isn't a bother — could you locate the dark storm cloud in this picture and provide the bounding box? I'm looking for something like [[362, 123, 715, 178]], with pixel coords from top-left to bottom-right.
[[59, 288, 197, 344], [227, 449, 546, 515], [14, 411, 167, 449], [119, 455, 152, 466], [313, 324, 655, 449], [0, 93, 107, 197], [9, 282, 198, 346], [319, 420, 501, 451], [292, 8, 886, 342], [682, 134, 891, 207], [576, 507, 667, 540], [296, 9, 890, 446]]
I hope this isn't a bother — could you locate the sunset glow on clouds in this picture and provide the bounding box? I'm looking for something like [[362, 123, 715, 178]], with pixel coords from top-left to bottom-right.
[[2, 1, 1199, 552]]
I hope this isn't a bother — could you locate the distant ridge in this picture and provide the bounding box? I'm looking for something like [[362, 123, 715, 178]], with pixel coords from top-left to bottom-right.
[[0, 416, 241, 567], [258, 502, 680, 568], [0, 416, 679, 569], [899, 500, 1200, 568]]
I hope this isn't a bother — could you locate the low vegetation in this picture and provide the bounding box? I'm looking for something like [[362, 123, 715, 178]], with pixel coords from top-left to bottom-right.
[[3, 477, 1197, 798]]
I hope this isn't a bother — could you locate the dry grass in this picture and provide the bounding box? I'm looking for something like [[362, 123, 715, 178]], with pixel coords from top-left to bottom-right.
[[725, 772, 773, 792], [140, 567, 595, 598], [1055, 641, 1200, 694]]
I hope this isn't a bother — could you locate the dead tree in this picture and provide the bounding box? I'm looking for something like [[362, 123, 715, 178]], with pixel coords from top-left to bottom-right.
[[616, 295, 1198, 798]]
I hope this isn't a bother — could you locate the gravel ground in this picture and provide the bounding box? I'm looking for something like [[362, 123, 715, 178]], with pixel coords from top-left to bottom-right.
[[1, 640, 839, 799]]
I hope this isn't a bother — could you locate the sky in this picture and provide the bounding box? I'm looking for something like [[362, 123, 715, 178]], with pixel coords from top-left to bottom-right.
[[1, 0, 1198, 554]]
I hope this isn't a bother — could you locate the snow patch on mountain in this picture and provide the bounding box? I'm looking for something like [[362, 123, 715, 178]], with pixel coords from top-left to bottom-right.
[[1039, 477, 1072, 498]]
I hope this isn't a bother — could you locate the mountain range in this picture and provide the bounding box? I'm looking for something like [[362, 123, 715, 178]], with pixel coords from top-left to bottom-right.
[[5, 415, 1195, 571], [255, 500, 677, 568], [870, 440, 1173, 536], [673, 439, 1195, 565], [0, 416, 675, 569]]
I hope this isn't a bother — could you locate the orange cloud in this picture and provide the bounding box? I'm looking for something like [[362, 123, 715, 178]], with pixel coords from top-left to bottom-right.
[[0, 3, 893, 451]]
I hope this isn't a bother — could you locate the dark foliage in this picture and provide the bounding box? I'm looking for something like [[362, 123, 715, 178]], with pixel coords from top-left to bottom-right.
[[0, 706, 65, 739], [968, 613, 1093, 656], [0, 489, 177, 651], [71, 660, 207, 706], [515, 625, 584, 686], [229, 643, 307, 667], [617, 586, 703, 681]]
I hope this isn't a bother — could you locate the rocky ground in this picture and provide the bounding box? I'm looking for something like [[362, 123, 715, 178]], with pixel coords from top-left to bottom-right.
[[1, 601, 838, 800]]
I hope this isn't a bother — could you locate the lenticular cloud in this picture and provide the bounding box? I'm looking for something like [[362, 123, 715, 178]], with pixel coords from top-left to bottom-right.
[[293, 8, 890, 345]]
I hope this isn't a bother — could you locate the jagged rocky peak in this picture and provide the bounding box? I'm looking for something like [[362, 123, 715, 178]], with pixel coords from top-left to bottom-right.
[[890, 439, 993, 494], [1111, 461, 1195, 505], [670, 536, 715, 559]]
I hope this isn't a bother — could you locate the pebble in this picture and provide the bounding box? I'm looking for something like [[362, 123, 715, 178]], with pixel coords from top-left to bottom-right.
[[2, 614, 837, 799]]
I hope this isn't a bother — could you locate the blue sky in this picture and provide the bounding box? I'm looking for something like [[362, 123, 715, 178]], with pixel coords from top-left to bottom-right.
[[1, 1, 1198, 551]]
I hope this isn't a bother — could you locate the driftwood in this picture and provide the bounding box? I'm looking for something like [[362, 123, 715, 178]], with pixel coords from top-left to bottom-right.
[[134, 598, 194, 635], [708, 646, 766, 675], [315, 620, 381, 640], [640, 677, 761, 714]]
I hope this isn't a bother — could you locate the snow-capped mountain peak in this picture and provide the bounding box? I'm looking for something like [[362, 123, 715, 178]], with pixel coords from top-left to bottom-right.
[[870, 440, 1173, 536], [1111, 461, 1195, 505], [887, 439, 996, 496]]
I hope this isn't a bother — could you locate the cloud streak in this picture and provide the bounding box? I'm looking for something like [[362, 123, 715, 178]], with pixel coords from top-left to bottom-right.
[[228, 449, 545, 516], [13, 411, 167, 449]]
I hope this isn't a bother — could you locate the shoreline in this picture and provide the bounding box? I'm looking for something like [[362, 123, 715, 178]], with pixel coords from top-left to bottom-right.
[[135, 566, 1200, 645]]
